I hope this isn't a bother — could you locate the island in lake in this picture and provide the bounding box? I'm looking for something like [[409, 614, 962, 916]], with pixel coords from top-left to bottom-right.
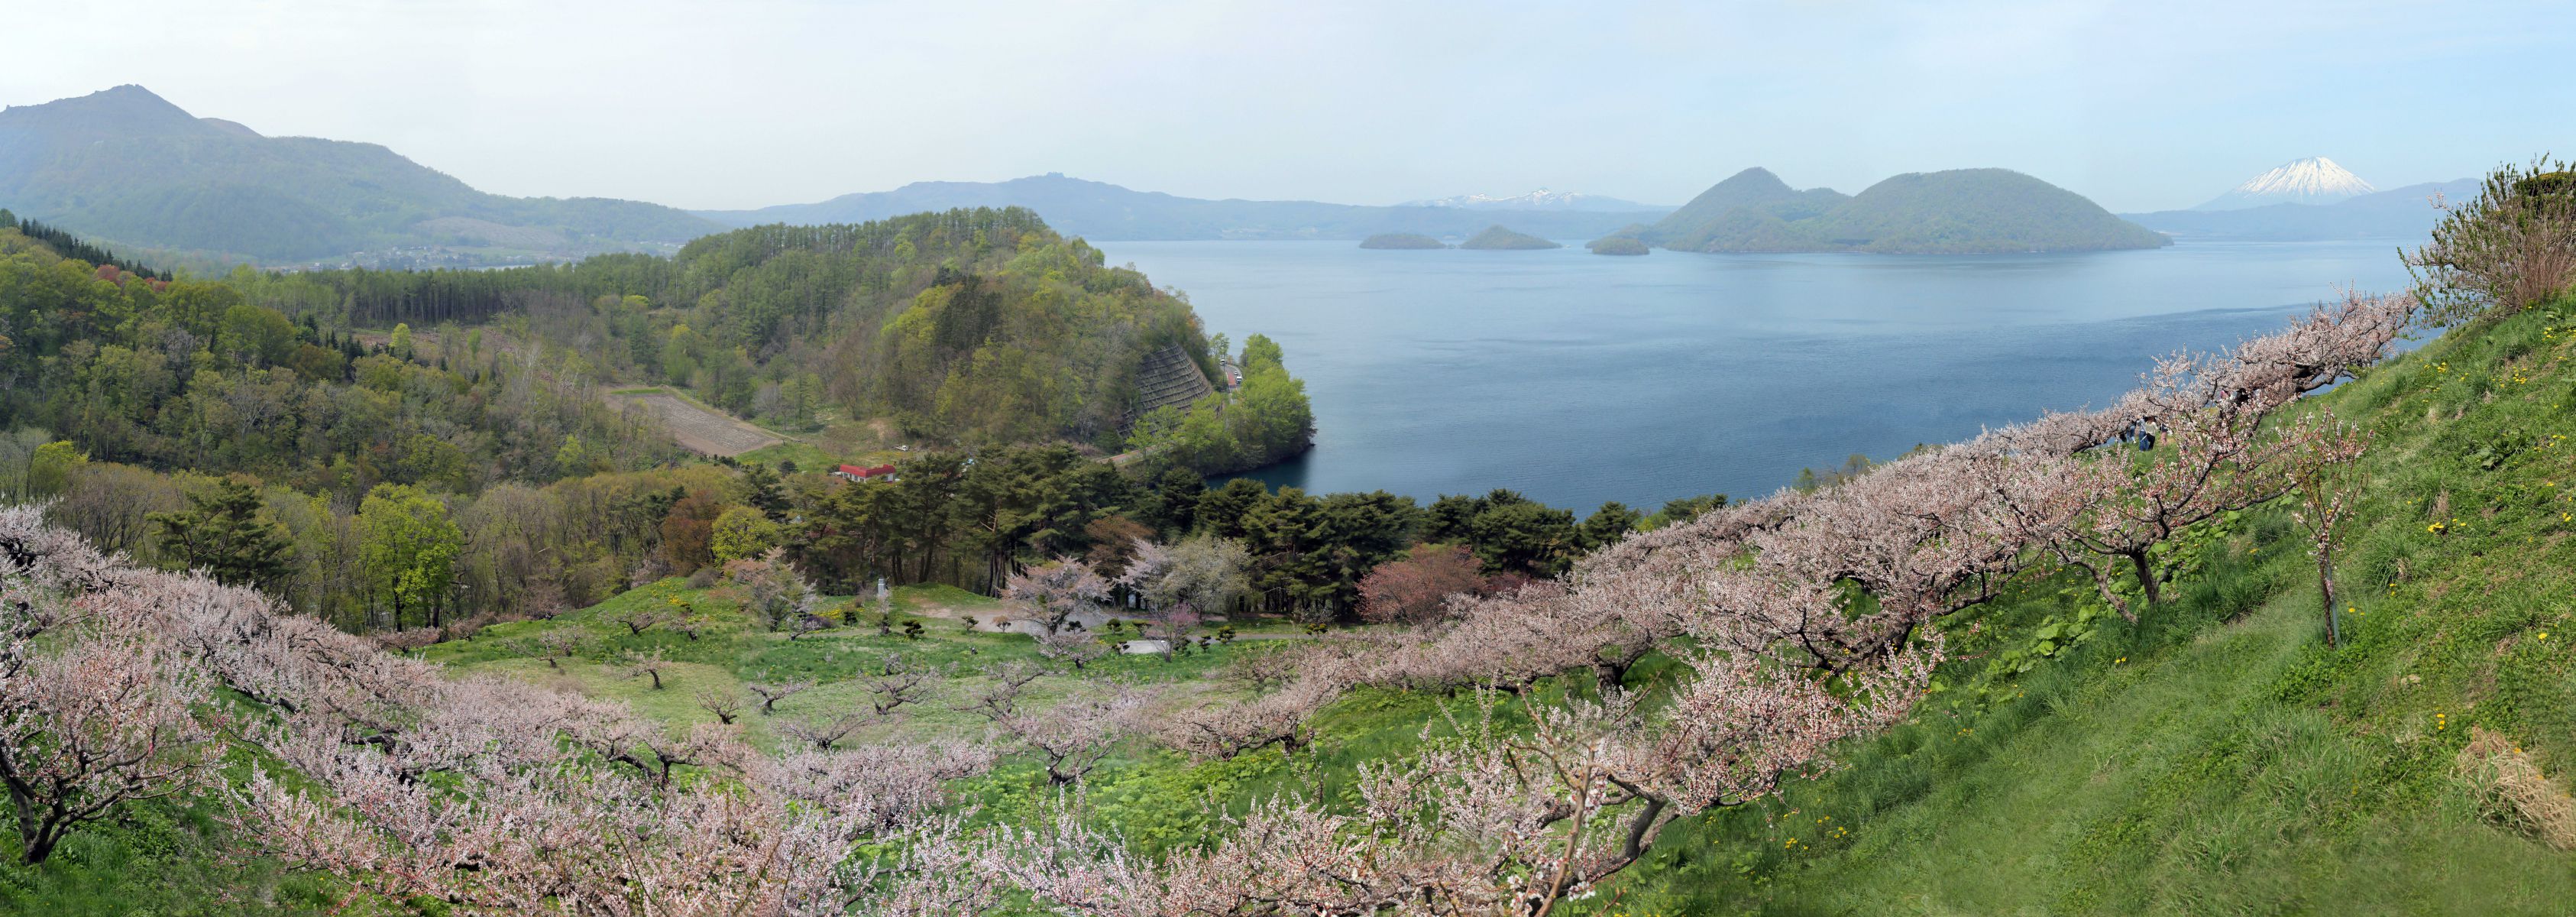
[[1458, 224, 1561, 249], [1598, 167, 2169, 255], [1358, 232, 1448, 249], [1585, 234, 1649, 255]]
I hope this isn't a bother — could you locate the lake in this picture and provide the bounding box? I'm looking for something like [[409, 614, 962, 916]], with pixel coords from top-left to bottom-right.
[[1099, 238, 2419, 514]]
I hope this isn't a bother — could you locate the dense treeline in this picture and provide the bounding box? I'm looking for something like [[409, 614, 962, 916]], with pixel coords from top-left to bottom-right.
[[0, 209, 161, 280], [0, 226, 681, 494], [792, 449, 1708, 618], [2, 429, 1694, 630]]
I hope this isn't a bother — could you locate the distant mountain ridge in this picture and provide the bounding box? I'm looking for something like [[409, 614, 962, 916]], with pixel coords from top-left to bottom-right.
[[1358, 232, 1447, 249], [0, 85, 720, 263], [1399, 188, 1666, 212], [696, 173, 1665, 241], [1622, 167, 2167, 254], [2195, 157, 2377, 210], [2125, 178, 2470, 241]]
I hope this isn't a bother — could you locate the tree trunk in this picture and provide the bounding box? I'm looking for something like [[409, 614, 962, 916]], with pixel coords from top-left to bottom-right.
[[1594, 659, 1629, 693], [2081, 559, 2137, 622], [2126, 549, 2163, 608], [2319, 550, 2341, 648], [10, 787, 56, 865], [19, 829, 53, 866]]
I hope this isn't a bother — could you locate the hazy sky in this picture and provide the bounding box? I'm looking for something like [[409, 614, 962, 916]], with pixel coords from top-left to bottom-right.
[[5, 1, 2570, 212]]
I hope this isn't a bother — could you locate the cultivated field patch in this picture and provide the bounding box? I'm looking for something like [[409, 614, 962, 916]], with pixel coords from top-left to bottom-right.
[[608, 388, 785, 455]]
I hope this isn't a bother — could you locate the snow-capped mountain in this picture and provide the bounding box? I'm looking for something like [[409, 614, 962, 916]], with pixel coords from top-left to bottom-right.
[[2193, 157, 2377, 210], [1400, 188, 1666, 212]]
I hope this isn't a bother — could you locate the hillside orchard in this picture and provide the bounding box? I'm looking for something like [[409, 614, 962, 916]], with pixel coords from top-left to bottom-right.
[[0, 284, 2418, 913]]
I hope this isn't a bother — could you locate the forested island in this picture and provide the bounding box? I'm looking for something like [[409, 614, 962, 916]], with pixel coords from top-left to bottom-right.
[[1586, 234, 1649, 255], [1458, 224, 1561, 249], [1358, 232, 1446, 249], [1606, 167, 2170, 254]]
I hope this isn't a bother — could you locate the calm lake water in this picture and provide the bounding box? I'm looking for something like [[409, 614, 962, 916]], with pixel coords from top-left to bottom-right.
[[1099, 239, 2418, 514]]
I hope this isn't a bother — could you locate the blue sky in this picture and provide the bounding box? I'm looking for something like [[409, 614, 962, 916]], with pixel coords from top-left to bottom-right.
[[5, 0, 2570, 212]]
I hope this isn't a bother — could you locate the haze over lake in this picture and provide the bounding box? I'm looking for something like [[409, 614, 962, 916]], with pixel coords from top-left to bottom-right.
[[1103, 238, 2418, 513]]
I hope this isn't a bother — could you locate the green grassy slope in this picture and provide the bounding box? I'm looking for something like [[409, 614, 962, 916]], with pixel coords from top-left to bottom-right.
[[1583, 300, 2576, 915]]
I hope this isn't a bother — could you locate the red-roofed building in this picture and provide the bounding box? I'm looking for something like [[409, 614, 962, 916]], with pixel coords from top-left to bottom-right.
[[833, 463, 899, 482]]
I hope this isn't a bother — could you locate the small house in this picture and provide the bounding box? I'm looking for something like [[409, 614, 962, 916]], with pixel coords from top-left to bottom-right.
[[832, 463, 898, 483]]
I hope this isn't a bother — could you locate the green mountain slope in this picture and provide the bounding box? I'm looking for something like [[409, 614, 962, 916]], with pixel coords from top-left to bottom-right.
[[1646, 167, 1849, 250], [1585, 301, 2576, 914], [0, 86, 718, 262], [1636, 166, 2170, 254]]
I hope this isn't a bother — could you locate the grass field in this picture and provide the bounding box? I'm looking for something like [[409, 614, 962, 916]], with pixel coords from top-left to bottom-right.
[[422, 578, 1277, 754]]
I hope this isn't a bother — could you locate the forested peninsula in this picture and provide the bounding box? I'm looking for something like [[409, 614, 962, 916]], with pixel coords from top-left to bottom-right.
[[0, 206, 1332, 619]]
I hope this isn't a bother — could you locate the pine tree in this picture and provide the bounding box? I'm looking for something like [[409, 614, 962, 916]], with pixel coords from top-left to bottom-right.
[[150, 478, 293, 590], [742, 464, 791, 521]]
